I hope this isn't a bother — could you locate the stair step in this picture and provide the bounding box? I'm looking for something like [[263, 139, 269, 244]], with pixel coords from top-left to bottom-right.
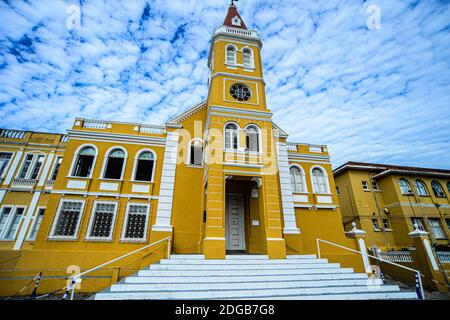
[[111, 279, 380, 292], [95, 285, 404, 300], [138, 267, 355, 277], [125, 273, 368, 284], [150, 263, 339, 270], [168, 254, 317, 260], [244, 291, 418, 300], [159, 258, 328, 265]]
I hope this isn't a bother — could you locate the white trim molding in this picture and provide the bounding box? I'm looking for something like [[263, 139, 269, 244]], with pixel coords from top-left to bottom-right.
[[152, 130, 180, 232], [276, 141, 301, 235]]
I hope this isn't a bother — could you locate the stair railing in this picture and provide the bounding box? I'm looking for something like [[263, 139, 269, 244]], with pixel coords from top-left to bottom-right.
[[316, 238, 425, 300], [66, 236, 171, 300]]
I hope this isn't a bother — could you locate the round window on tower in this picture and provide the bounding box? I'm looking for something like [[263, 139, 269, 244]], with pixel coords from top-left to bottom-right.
[[230, 83, 251, 102]]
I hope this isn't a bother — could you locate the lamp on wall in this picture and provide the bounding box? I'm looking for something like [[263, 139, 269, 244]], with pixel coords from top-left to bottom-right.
[[383, 208, 390, 214]]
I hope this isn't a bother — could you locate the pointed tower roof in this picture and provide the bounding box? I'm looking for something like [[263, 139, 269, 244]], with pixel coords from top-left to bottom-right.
[[223, 2, 247, 30]]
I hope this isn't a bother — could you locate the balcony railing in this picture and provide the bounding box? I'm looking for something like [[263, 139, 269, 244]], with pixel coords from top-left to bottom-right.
[[83, 120, 111, 129], [45, 180, 55, 189], [11, 178, 37, 189], [287, 144, 297, 152], [0, 129, 26, 139], [223, 149, 263, 166], [436, 251, 450, 263], [376, 251, 413, 263], [139, 125, 166, 135], [214, 26, 259, 39]]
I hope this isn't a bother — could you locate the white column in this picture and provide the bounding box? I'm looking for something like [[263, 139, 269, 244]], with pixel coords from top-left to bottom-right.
[[275, 141, 300, 234], [4, 150, 23, 185], [14, 191, 41, 250], [37, 152, 54, 187], [152, 131, 179, 232]]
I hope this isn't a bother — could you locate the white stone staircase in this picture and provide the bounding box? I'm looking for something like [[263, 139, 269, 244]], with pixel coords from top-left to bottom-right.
[[94, 254, 418, 300]]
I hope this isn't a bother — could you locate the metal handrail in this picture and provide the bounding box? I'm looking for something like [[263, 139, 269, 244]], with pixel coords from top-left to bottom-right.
[[67, 236, 171, 300], [316, 238, 425, 300]]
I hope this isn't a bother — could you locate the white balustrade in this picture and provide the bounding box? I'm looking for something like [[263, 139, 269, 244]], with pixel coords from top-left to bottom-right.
[[287, 144, 297, 152], [377, 251, 413, 263], [139, 125, 166, 134], [436, 251, 450, 263], [0, 129, 26, 139], [83, 120, 110, 129], [214, 26, 259, 39], [309, 146, 323, 153], [11, 178, 37, 189], [45, 180, 55, 189]]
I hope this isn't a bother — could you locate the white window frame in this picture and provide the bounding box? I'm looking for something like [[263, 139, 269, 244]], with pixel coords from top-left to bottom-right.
[[414, 180, 429, 196], [120, 202, 151, 243], [372, 181, 380, 191], [310, 165, 330, 194], [411, 217, 426, 231], [372, 218, 381, 231], [0, 205, 26, 240], [49, 156, 63, 181], [224, 121, 240, 151], [0, 151, 14, 179], [16, 152, 45, 180], [429, 218, 446, 239], [431, 180, 446, 198], [85, 201, 119, 241], [362, 181, 370, 191], [187, 138, 204, 167], [131, 149, 157, 183], [48, 199, 86, 240], [289, 164, 308, 193], [26, 206, 46, 241], [244, 124, 262, 153], [225, 44, 237, 65], [68, 144, 98, 179], [100, 146, 128, 180], [242, 46, 255, 69], [399, 178, 413, 195]]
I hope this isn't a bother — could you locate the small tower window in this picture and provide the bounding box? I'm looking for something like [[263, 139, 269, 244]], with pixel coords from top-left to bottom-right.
[[245, 125, 259, 152], [243, 48, 253, 67], [226, 45, 236, 64], [224, 123, 239, 150]]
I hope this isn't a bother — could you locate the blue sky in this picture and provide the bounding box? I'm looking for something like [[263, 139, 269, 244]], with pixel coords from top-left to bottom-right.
[[1, 0, 449, 169]]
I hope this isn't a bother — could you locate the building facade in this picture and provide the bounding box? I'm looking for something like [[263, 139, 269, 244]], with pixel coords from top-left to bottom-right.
[[334, 161, 450, 251], [0, 4, 360, 295]]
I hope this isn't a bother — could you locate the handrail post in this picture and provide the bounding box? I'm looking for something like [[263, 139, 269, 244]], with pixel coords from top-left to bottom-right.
[[316, 238, 425, 300], [317, 238, 321, 259], [167, 237, 171, 259]]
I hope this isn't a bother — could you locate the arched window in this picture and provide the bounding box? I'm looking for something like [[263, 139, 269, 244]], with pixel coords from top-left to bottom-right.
[[245, 125, 259, 152], [189, 139, 204, 166], [103, 148, 126, 179], [226, 45, 236, 64], [134, 151, 155, 182], [242, 48, 253, 67], [431, 180, 446, 198], [72, 146, 96, 177], [312, 167, 328, 194], [224, 123, 238, 150], [290, 166, 306, 193], [414, 180, 429, 196], [399, 178, 413, 195]]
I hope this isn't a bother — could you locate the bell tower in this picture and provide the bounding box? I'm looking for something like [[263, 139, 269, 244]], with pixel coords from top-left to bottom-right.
[[207, 2, 268, 112], [202, 3, 290, 259]]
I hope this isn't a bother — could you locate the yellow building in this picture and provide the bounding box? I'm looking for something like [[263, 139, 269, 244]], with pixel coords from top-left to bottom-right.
[[0, 4, 395, 298], [334, 161, 450, 251]]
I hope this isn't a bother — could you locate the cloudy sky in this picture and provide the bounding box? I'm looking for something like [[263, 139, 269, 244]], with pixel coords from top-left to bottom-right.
[[1, 0, 449, 169]]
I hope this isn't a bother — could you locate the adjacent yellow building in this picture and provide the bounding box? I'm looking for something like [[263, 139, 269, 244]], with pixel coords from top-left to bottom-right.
[[334, 161, 450, 250]]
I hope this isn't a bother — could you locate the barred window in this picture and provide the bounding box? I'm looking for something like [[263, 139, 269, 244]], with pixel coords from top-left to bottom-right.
[[87, 202, 117, 239], [429, 218, 446, 239], [52, 201, 84, 238], [123, 204, 149, 240]]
